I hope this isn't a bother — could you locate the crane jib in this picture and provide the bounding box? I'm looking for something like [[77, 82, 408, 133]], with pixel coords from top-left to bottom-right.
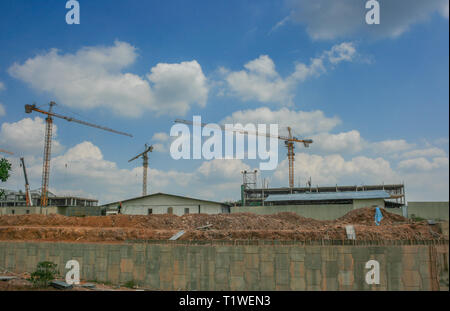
[[25, 104, 133, 137]]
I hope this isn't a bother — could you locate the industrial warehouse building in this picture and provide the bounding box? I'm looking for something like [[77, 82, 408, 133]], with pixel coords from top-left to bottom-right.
[[101, 192, 230, 215], [232, 183, 407, 220]]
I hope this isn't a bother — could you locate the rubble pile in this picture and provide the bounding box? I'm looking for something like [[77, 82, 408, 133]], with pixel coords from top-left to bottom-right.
[[0, 207, 444, 242]]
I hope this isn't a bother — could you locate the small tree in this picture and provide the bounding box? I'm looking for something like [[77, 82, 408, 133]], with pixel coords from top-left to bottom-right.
[[30, 261, 58, 288], [0, 158, 12, 199]]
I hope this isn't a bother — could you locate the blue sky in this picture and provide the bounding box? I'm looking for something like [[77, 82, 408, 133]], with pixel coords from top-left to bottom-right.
[[0, 0, 448, 203]]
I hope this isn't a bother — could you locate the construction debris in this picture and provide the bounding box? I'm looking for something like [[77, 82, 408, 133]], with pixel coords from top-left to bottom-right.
[[80, 283, 96, 289], [50, 280, 73, 290], [196, 224, 213, 231], [0, 207, 444, 242], [345, 225, 356, 240], [169, 230, 186, 241]]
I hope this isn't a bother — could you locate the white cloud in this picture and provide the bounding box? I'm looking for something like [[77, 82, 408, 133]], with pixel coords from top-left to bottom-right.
[[223, 55, 293, 104], [269, 16, 291, 35], [401, 147, 447, 159], [434, 137, 449, 146], [221, 107, 341, 136], [398, 156, 449, 171], [326, 42, 357, 64], [1, 139, 252, 203], [273, 153, 398, 186], [442, 1, 450, 18], [0, 104, 5, 117], [0, 117, 63, 155], [370, 139, 416, 154], [221, 42, 357, 104], [152, 132, 170, 142], [284, 0, 448, 40], [0, 82, 5, 92], [147, 61, 208, 115], [9, 41, 208, 117], [312, 130, 364, 154], [151, 132, 172, 153], [2, 135, 448, 203], [197, 159, 250, 180]]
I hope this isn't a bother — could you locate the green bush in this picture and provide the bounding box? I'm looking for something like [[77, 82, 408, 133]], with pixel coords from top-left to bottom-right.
[[0, 158, 12, 183], [123, 280, 138, 289], [30, 261, 58, 288]]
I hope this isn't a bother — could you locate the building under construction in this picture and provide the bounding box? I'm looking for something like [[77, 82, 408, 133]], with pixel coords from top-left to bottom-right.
[[0, 189, 98, 208], [241, 183, 405, 207], [240, 170, 405, 209], [0, 189, 100, 216]]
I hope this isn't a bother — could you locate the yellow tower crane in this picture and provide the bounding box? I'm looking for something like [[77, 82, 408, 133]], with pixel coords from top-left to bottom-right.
[[129, 144, 154, 196], [25, 102, 133, 207], [174, 119, 313, 188]]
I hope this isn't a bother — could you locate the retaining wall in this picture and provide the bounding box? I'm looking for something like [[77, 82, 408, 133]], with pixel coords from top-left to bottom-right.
[[407, 202, 449, 221], [0, 241, 448, 291]]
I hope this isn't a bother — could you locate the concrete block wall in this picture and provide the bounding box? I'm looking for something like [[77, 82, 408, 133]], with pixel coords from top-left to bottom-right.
[[407, 202, 449, 221], [0, 241, 448, 291], [0, 206, 58, 216]]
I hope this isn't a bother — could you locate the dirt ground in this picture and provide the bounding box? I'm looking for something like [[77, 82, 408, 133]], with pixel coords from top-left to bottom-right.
[[0, 271, 138, 291], [0, 207, 445, 242]]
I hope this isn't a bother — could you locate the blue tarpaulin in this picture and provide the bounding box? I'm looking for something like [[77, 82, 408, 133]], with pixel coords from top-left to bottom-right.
[[375, 207, 383, 226]]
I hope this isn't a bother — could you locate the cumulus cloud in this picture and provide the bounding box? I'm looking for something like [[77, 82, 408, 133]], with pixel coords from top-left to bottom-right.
[[274, 153, 398, 186], [0, 117, 63, 155], [1, 139, 253, 203], [0, 104, 5, 117], [401, 147, 447, 159], [152, 132, 170, 142], [221, 42, 357, 104], [151, 132, 171, 153], [284, 0, 448, 40], [197, 159, 250, 180], [8, 41, 209, 117], [398, 156, 449, 171], [370, 139, 416, 154], [221, 107, 341, 137], [312, 130, 364, 154], [147, 61, 208, 115]]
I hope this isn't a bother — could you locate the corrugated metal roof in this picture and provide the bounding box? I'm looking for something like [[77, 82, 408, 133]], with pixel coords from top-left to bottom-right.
[[264, 190, 390, 202]]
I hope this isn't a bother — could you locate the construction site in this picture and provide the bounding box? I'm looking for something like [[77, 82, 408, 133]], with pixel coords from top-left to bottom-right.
[[0, 101, 448, 292]]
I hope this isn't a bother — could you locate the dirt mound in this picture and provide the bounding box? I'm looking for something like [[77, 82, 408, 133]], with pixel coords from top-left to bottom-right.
[[0, 207, 444, 242], [335, 207, 409, 225], [0, 212, 322, 230]]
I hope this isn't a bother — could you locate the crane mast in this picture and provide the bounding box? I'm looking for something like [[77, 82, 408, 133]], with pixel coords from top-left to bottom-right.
[[41, 102, 54, 207], [25, 101, 133, 207], [129, 144, 153, 196], [286, 127, 296, 189]]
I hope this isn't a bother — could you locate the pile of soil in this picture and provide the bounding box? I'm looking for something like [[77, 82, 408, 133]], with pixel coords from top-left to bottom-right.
[[0, 207, 444, 242]]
